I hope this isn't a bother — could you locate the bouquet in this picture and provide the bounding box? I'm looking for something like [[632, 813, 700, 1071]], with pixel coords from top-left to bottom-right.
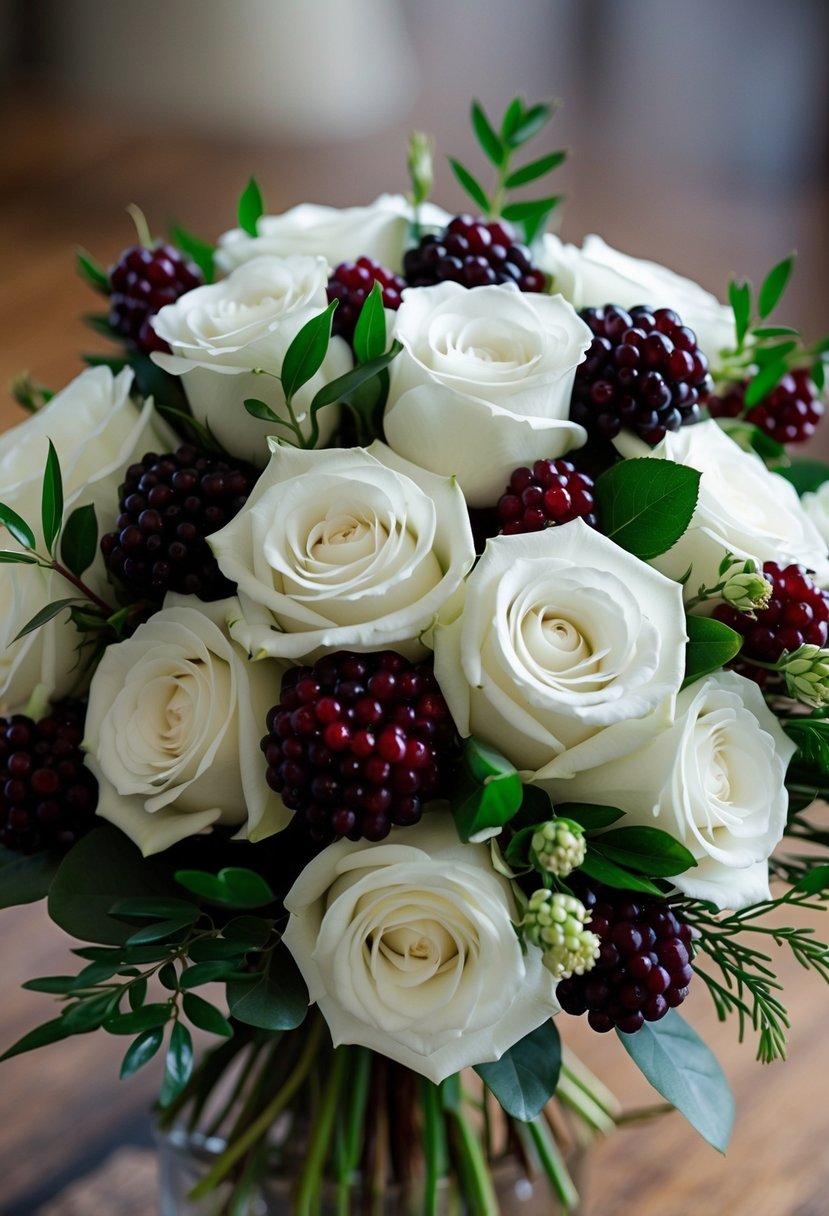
[[3, 95, 829, 1214]]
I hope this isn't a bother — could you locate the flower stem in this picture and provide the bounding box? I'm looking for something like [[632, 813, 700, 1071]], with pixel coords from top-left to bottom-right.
[[527, 1116, 579, 1211], [450, 1107, 499, 1216], [50, 559, 115, 616], [295, 1047, 347, 1216]]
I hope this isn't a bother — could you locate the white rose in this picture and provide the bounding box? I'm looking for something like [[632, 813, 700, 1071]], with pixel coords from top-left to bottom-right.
[[283, 813, 558, 1083], [210, 440, 475, 662], [216, 194, 450, 275], [538, 233, 735, 367], [151, 256, 351, 465], [615, 421, 829, 596], [383, 283, 592, 508], [84, 599, 290, 856], [433, 521, 687, 777], [0, 367, 173, 710], [801, 480, 829, 549], [537, 671, 796, 910]]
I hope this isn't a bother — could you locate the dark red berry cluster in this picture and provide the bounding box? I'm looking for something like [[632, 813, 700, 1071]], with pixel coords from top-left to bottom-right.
[[496, 459, 597, 535], [557, 883, 694, 1034], [327, 257, 406, 344], [261, 651, 459, 843], [0, 701, 98, 854], [108, 244, 202, 355], [714, 561, 829, 683], [709, 369, 824, 445], [403, 215, 547, 292], [100, 445, 258, 603], [570, 305, 712, 445]]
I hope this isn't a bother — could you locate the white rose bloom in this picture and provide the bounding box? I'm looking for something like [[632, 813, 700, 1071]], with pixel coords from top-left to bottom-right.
[[210, 441, 475, 662], [615, 421, 829, 596], [0, 367, 173, 710], [538, 232, 735, 367], [383, 283, 592, 508], [801, 480, 829, 549], [216, 194, 450, 275], [84, 599, 290, 856], [537, 671, 796, 910], [433, 521, 687, 777], [151, 255, 351, 465], [283, 814, 558, 1083]]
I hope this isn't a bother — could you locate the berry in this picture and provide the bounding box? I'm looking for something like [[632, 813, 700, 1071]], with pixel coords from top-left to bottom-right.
[[713, 561, 829, 684], [556, 883, 695, 1032], [327, 258, 406, 344], [260, 651, 459, 842], [403, 215, 547, 293], [108, 244, 203, 355], [496, 459, 597, 535], [100, 445, 259, 602], [0, 701, 98, 853], [709, 369, 824, 445], [570, 305, 713, 445]]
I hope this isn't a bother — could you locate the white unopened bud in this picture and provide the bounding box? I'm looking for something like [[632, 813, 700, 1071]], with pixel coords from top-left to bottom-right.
[[779, 644, 829, 708], [531, 818, 586, 878], [721, 568, 772, 614], [522, 890, 600, 980]]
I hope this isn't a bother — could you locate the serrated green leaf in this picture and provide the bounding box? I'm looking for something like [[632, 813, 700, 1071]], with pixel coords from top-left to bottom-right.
[[353, 281, 388, 366], [237, 177, 264, 237], [744, 359, 789, 409], [448, 158, 490, 214], [592, 826, 697, 876], [553, 803, 626, 832], [594, 459, 701, 560], [758, 254, 795, 319], [504, 151, 567, 189], [104, 1003, 172, 1035], [618, 1010, 734, 1152], [60, 503, 98, 578], [227, 944, 308, 1031], [0, 845, 61, 908], [470, 100, 504, 167], [501, 196, 562, 223], [160, 1022, 194, 1106], [683, 616, 742, 688], [580, 850, 663, 896], [0, 502, 36, 550], [475, 1020, 561, 1119], [728, 279, 752, 347], [1, 1016, 74, 1061], [280, 301, 337, 404], [120, 1027, 164, 1078], [183, 992, 233, 1037], [12, 598, 78, 644], [171, 225, 216, 283], [76, 248, 110, 294], [175, 867, 276, 909]]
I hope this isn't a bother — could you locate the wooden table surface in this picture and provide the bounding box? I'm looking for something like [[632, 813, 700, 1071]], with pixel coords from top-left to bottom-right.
[[3, 83, 829, 1216]]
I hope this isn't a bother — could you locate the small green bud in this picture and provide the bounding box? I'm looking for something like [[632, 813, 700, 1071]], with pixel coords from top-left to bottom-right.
[[531, 817, 586, 878], [407, 131, 434, 207], [522, 890, 600, 980], [721, 567, 772, 614], [779, 644, 829, 708]]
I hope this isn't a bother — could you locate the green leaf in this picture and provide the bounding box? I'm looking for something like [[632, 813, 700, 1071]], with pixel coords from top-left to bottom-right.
[[280, 301, 337, 404], [451, 738, 523, 843], [775, 460, 829, 496], [553, 803, 625, 832], [60, 992, 119, 1032], [59, 504, 98, 578], [111, 896, 200, 919], [580, 850, 663, 896], [187, 938, 249, 963], [12, 598, 78, 644], [448, 158, 490, 214], [758, 254, 795, 319], [794, 864, 829, 895], [504, 151, 567, 189], [500, 97, 525, 143], [83, 313, 120, 342], [353, 281, 388, 366], [243, 398, 281, 425], [505, 102, 553, 148], [158, 963, 179, 991], [743, 360, 789, 409], [310, 341, 401, 416], [237, 177, 264, 238], [594, 459, 701, 560], [501, 196, 562, 223], [49, 826, 178, 945], [470, 100, 504, 167], [125, 910, 199, 945], [76, 248, 110, 294], [475, 1020, 561, 1120], [0, 551, 38, 564], [104, 1004, 172, 1035], [171, 225, 216, 284], [183, 992, 233, 1037], [753, 325, 799, 339], [179, 960, 245, 989], [0, 502, 36, 550], [175, 867, 276, 909], [617, 1009, 734, 1152], [120, 1027, 164, 1078], [223, 915, 273, 948], [227, 944, 308, 1030], [22, 975, 77, 993], [728, 279, 752, 347], [128, 978, 148, 1010], [1, 1016, 74, 1061], [784, 718, 829, 772], [592, 826, 697, 877], [160, 1022, 194, 1106], [683, 616, 742, 688], [41, 439, 64, 555], [0, 845, 61, 908], [504, 825, 539, 868]]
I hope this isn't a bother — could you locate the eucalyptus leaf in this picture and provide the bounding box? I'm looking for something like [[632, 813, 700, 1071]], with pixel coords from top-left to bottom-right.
[[683, 616, 742, 688], [758, 254, 795, 319], [475, 1020, 561, 1119], [41, 439, 64, 554], [227, 944, 308, 1030], [448, 158, 490, 214], [0, 502, 36, 550], [0, 845, 61, 908], [237, 177, 264, 238], [60, 504, 98, 578], [594, 459, 701, 560]]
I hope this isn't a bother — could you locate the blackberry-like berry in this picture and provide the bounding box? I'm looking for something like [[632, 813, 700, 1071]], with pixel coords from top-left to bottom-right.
[[261, 651, 459, 843], [571, 305, 713, 445], [714, 561, 829, 684], [108, 244, 203, 355], [327, 258, 406, 344], [100, 445, 258, 602], [0, 701, 98, 854], [709, 369, 824, 445], [556, 883, 695, 1034], [403, 215, 547, 292], [497, 459, 597, 535]]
